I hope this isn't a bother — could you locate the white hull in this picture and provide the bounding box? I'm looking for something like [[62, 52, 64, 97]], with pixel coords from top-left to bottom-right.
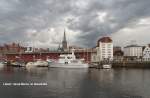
[[0, 63, 5, 68], [26, 61, 49, 68], [50, 63, 89, 68], [102, 64, 112, 69], [50, 49, 89, 68]]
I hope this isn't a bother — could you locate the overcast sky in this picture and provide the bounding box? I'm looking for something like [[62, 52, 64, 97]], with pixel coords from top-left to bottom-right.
[[0, 0, 150, 48]]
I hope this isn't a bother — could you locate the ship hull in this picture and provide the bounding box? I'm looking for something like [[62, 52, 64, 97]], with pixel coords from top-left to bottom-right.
[[50, 63, 89, 68]]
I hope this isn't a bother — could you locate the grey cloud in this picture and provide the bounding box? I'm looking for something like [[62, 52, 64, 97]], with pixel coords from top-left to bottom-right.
[[0, 0, 150, 48], [68, 0, 150, 47]]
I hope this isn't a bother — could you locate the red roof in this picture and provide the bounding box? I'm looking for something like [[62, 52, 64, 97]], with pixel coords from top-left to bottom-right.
[[97, 37, 112, 47], [98, 37, 112, 43]]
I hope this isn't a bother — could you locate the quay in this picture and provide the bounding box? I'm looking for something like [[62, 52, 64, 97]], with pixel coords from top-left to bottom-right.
[[91, 61, 150, 69], [2, 52, 150, 68], [112, 61, 150, 68]]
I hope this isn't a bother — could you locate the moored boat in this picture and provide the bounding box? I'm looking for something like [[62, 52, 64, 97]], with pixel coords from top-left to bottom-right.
[[10, 61, 25, 67], [26, 59, 49, 68], [0, 62, 5, 68], [50, 49, 89, 68], [34, 59, 49, 67], [102, 64, 112, 69]]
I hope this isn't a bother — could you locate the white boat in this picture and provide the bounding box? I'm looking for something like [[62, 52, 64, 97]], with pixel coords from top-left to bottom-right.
[[26, 62, 36, 68], [26, 59, 49, 68], [34, 59, 49, 67], [0, 62, 5, 68], [10, 61, 26, 67], [50, 49, 89, 68], [46, 59, 54, 65], [102, 64, 112, 69]]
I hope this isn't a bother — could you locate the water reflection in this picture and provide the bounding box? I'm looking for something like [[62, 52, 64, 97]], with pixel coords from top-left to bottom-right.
[[0, 67, 149, 98]]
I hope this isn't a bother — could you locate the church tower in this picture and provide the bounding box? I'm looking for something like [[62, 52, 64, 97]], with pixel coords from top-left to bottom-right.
[[62, 29, 67, 51]]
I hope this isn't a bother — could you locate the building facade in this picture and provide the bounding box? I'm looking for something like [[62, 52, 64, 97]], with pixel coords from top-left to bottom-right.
[[0, 43, 26, 54], [113, 46, 124, 62], [124, 45, 143, 61], [91, 37, 113, 63], [143, 45, 150, 61]]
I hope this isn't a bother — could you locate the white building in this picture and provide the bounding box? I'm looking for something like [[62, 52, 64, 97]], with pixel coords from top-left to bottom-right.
[[143, 45, 150, 61], [124, 45, 143, 60], [25, 47, 34, 53], [91, 37, 113, 63]]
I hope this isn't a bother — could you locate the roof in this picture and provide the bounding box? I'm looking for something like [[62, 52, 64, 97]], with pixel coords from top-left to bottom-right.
[[98, 37, 112, 43], [124, 45, 143, 48], [97, 37, 112, 46]]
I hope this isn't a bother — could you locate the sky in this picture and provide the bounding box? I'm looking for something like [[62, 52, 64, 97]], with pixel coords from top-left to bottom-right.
[[0, 0, 150, 48]]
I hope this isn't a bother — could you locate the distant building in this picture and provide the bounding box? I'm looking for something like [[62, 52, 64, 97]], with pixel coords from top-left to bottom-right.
[[0, 43, 26, 54], [68, 45, 83, 51], [113, 46, 122, 53], [143, 45, 150, 61], [113, 48, 124, 62], [91, 37, 113, 63], [57, 44, 63, 52], [124, 45, 143, 61], [25, 47, 34, 53]]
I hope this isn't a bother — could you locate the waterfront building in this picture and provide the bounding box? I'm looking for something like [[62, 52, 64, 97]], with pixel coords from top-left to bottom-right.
[[91, 37, 113, 63], [113, 46, 122, 53], [124, 45, 143, 61], [143, 45, 150, 61], [113, 47, 124, 62], [0, 43, 25, 54], [25, 47, 34, 53]]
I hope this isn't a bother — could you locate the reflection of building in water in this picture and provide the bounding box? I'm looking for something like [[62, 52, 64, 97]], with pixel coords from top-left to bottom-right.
[[26, 68, 49, 77], [89, 69, 114, 84], [47, 69, 88, 91]]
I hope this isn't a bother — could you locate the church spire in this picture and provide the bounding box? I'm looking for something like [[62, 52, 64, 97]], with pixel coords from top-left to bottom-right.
[[62, 29, 67, 51], [63, 29, 66, 42]]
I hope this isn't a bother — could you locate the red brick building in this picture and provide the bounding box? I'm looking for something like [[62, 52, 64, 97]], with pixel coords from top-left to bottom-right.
[[0, 43, 26, 54]]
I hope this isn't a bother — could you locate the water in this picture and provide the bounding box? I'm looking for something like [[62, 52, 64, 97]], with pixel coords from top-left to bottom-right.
[[0, 66, 150, 98]]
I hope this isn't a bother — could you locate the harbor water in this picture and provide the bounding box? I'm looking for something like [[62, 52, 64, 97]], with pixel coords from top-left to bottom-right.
[[0, 67, 150, 98]]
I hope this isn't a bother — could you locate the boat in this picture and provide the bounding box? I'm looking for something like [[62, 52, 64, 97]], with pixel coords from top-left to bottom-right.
[[26, 59, 49, 68], [102, 64, 112, 69], [34, 59, 49, 67], [46, 58, 54, 66], [0, 61, 5, 68], [10, 61, 26, 67], [50, 49, 89, 68], [26, 62, 36, 68]]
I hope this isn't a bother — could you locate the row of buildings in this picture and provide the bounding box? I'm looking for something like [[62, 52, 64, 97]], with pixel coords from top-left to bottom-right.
[[91, 37, 150, 63], [0, 30, 150, 62], [0, 43, 51, 54]]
